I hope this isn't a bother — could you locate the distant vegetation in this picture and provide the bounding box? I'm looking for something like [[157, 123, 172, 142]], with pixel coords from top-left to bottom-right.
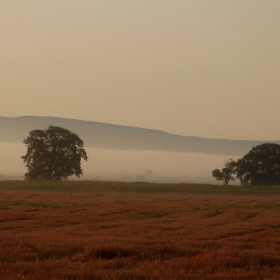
[[213, 143, 280, 186], [1, 181, 280, 194], [22, 126, 88, 180]]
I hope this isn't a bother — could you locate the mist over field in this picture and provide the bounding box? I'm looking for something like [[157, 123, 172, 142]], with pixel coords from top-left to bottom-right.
[[1, 115, 271, 183], [2, 116, 280, 183], [0, 142, 237, 183]]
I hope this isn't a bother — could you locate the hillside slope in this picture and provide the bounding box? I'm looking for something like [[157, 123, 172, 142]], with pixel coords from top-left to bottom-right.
[[0, 116, 278, 156]]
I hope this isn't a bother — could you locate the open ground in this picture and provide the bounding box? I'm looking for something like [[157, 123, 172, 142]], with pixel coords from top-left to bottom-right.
[[1, 181, 280, 279]]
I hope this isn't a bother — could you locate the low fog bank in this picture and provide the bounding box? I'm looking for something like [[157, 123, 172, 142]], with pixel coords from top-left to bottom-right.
[[0, 143, 239, 184]]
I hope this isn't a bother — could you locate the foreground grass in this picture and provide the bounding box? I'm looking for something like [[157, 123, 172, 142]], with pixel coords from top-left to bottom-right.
[[1, 180, 280, 194], [1, 181, 280, 279]]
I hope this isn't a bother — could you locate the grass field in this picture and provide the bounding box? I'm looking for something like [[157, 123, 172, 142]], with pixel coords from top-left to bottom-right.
[[1, 181, 280, 279]]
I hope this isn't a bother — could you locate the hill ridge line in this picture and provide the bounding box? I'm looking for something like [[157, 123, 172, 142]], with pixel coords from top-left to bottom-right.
[[1, 116, 279, 155]]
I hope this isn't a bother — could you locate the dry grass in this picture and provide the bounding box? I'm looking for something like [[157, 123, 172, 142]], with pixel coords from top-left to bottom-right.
[[1, 182, 280, 279]]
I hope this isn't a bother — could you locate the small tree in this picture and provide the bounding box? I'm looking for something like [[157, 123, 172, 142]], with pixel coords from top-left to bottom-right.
[[212, 159, 235, 185], [22, 126, 88, 180]]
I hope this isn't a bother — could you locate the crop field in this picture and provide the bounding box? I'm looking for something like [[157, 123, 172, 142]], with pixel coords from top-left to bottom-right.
[[1, 181, 280, 279]]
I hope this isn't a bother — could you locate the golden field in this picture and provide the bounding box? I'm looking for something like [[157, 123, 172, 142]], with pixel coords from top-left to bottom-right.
[[1, 181, 280, 279]]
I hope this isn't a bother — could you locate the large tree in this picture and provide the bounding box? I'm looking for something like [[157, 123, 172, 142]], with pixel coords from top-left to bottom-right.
[[212, 159, 235, 185], [22, 126, 88, 180], [234, 143, 280, 186]]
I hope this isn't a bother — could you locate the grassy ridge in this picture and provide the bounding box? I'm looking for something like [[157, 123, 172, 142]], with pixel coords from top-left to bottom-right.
[[0, 180, 280, 194]]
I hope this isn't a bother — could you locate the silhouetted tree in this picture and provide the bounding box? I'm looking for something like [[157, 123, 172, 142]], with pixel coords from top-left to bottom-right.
[[212, 159, 235, 185], [234, 143, 280, 186], [22, 126, 88, 180]]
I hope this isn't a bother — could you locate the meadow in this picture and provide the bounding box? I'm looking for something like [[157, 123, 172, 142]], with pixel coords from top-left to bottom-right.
[[1, 181, 280, 279]]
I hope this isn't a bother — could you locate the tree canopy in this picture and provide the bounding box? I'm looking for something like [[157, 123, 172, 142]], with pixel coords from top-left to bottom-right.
[[234, 143, 280, 186], [212, 159, 235, 185], [22, 126, 88, 180], [213, 143, 280, 186]]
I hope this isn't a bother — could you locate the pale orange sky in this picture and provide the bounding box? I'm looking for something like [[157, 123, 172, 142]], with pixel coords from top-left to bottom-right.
[[1, 0, 280, 140]]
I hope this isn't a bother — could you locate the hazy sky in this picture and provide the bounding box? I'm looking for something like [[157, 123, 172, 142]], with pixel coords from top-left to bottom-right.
[[1, 0, 280, 140]]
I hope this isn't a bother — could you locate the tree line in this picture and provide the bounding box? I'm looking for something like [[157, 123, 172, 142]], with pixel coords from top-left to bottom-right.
[[212, 143, 280, 186]]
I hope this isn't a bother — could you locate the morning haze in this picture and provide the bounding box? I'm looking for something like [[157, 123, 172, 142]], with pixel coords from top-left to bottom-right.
[[1, 116, 279, 182], [1, 1, 280, 182]]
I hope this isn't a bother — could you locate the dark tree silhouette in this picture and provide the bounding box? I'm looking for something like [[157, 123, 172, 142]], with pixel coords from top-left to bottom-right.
[[212, 159, 235, 185], [22, 126, 88, 180], [234, 143, 280, 186]]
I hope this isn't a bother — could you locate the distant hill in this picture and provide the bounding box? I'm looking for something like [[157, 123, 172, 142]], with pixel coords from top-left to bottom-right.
[[1, 116, 279, 156]]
